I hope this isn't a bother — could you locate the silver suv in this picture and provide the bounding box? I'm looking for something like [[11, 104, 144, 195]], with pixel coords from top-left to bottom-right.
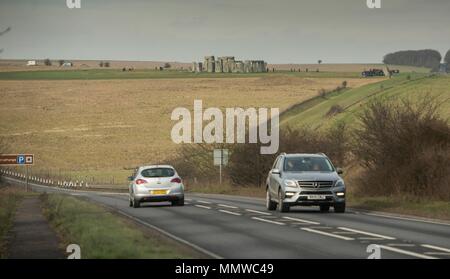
[[266, 153, 346, 213], [128, 165, 184, 208]]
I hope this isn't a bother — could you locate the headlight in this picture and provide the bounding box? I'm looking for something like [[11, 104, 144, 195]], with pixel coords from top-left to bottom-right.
[[335, 180, 345, 187], [284, 180, 297, 187]]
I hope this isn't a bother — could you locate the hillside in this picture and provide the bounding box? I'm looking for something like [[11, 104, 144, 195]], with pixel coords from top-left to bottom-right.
[[280, 73, 450, 130]]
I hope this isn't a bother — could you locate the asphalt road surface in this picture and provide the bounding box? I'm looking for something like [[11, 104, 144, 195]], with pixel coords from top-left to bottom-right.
[[5, 177, 450, 259]]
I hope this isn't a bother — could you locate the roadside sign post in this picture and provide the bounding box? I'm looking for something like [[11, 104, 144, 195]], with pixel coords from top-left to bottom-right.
[[213, 149, 228, 185], [0, 154, 34, 192]]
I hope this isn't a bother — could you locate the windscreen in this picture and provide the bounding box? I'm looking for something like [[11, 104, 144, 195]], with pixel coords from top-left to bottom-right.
[[141, 168, 175, 178], [283, 157, 334, 172]]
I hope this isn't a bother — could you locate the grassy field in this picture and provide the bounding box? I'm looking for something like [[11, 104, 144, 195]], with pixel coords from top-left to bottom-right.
[[0, 69, 368, 80], [281, 73, 450, 130], [0, 73, 378, 184], [42, 193, 198, 258], [0, 185, 24, 258]]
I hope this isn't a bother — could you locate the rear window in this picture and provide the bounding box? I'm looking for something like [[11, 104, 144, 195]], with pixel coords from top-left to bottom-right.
[[141, 168, 175, 178]]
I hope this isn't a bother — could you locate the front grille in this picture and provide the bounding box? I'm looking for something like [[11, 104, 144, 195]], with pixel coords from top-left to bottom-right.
[[298, 180, 333, 189]]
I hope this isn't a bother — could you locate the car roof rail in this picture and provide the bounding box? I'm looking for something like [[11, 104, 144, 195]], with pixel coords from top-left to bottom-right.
[[279, 152, 286, 156], [316, 152, 327, 157]]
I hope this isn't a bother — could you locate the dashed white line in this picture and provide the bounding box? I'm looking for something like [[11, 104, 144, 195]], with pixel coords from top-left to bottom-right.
[[282, 216, 320, 225], [197, 200, 212, 204], [301, 228, 354, 241], [195, 204, 212, 210], [218, 204, 238, 209], [219, 209, 242, 216], [377, 245, 437, 259], [338, 227, 396, 240], [251, 217, 285, 225], [387, 243, 416, 247], [421, 244, 450, 253], [245, 209, 272, 216], [424, 252, 450, 256]]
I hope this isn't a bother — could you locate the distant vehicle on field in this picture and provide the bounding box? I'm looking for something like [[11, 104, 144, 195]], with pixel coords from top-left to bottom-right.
[[26, 60, 37, 66], [361, 68, 385, 77]]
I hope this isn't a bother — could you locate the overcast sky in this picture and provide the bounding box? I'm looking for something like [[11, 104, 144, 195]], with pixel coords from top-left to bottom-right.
[[0, 0, 449, 63]]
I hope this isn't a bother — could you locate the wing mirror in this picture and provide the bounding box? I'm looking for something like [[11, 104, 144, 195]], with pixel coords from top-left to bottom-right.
[[336, 168, 344, 175], [272, 169, 281, 175], [127, 176, 134, 181]]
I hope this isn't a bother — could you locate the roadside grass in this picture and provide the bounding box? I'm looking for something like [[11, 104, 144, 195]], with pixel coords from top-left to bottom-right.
[[0, 69, 362, 80], [347, 194, 450, 221], [0, 185, 24, 258], [281, 73, 450, 130], [41, 193, 196, 259]]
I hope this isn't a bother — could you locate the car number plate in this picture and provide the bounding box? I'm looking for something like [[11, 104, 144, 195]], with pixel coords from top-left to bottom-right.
[[307, 195, 326, 200], [151, 190, 167, 195]]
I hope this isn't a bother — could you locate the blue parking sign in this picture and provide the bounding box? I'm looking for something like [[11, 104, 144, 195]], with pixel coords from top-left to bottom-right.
[[17, 155, 25, 164]]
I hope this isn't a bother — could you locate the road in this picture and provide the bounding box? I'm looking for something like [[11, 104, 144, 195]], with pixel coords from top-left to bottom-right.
[[4, 176, 450, 259]]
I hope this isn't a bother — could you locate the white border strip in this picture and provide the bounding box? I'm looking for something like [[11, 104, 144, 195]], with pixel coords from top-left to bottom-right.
[[301, 228, 354, 241], [338, 227, 396, 240]]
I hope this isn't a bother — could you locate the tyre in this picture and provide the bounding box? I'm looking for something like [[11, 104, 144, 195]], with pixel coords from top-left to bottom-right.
[[319, 205, 330, 212], [172, 198, 184, 206], [278, 190, 290, 213], [132, 198, 140, 208], [334, 202, 346, 213], [129, 196, 133, 207], [266, 188, 277, 211]]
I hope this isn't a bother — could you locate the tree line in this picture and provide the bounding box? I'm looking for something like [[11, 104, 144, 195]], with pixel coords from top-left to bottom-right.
[[383, 49, 444, 70]]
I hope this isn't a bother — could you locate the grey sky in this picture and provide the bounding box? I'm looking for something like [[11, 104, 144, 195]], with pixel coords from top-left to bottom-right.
[[0, 0, 449, 63]]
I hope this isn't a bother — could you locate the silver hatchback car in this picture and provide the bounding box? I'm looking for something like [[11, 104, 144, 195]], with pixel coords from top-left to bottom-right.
[[128, 165, 184, 208], [266, 153, 346, 213]]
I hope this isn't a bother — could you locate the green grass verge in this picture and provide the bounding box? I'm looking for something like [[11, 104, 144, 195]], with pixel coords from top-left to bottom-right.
[[281, 73, 450, 130], [41, 193, 195, 259], [348, 194, 450, 221], [0, 185, 24, 258], [0, 69, 361, 80]]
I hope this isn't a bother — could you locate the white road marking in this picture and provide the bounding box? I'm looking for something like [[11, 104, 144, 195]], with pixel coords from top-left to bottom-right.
[[364, 212, 450, 226], [301, 228, 354, 241], [185, 198, 192, 201], [378, 245, 438, 259], [424, 252, 450, 256], [245, 209, 272, 216], [387, 243, 416, 247], [195, 205, 211, 210], [421, 244, 450, 253], [218, 204, 238, 209], [219, 210, 242, 216], [282, 216, 320, 225], [197, 200, 212, 204], [333, 231, 358, 235], [251, 217, 285, 225], [338, 227, 396, 240]]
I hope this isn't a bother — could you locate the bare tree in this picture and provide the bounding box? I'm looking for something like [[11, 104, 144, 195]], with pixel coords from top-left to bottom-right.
[[318, 60, 322, 65], [0, 27, 11, 54]]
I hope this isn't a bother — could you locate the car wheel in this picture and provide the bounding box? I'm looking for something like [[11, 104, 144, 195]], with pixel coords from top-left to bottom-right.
[[172, 198, 184, 206], [266, 188, 277, 211], [278, 190, 290, 213], [320, 205, 330, 212], [132, 198, 140, 208], [334, 202, 346, 213], [129, 196, 133, 207]]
